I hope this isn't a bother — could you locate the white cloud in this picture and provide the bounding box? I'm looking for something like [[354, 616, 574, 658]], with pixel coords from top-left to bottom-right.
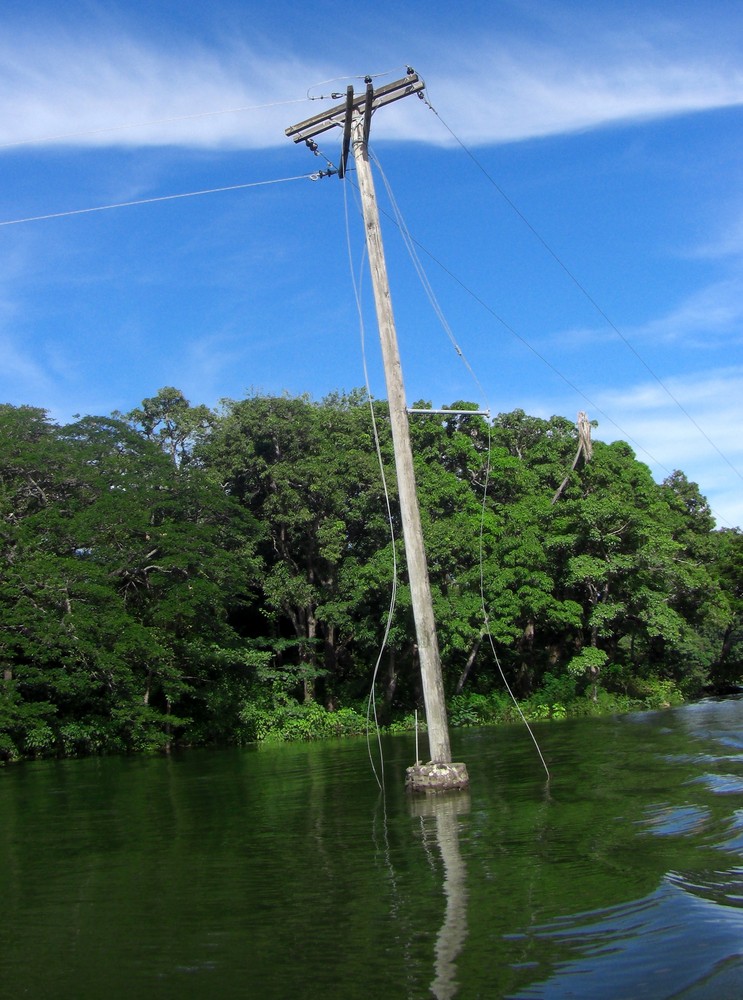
[[173, 331, 248, 406], [629, 278, 743, 348], [1, 26, 742, 152], [690, 211, 743, 261], [0, 34, 322, 151], [550, 273, 743, 354], [594, 368, 743, 528], [416, 51, 743, 146]]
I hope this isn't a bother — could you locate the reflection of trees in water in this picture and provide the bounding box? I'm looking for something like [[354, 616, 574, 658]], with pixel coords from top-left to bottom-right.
[[409, 793, 470, 1000]]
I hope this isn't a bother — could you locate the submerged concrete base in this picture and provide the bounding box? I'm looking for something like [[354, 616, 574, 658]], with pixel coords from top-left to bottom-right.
[[405, 761, 470, 794]]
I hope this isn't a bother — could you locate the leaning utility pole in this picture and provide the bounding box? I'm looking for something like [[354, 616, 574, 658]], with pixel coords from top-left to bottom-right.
[[287, 71, 469, 792]]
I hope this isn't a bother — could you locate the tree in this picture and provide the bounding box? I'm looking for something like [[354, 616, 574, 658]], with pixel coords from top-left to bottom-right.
[[0, 406, 259, 759], [122, 387, 213, 466], [201, 391, 395, 704], [708, 528, 743, 686]]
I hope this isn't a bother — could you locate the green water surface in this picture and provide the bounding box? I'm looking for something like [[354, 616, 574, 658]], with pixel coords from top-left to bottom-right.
[[2, 698, 743, 999]]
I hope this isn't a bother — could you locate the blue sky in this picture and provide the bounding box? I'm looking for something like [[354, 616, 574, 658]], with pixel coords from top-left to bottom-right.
[[1, 0, 742, 527]]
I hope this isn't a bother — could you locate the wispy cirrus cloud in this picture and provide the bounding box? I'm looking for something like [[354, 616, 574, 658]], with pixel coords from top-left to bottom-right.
[[0, 332, 55, 396], [629, 277, 743, 348], [416, 49, 743, 146], [0, 33, 321, 151], [1, 22, 742, 152], [689, 211, 743, 261], [549, 270, 743, 356]]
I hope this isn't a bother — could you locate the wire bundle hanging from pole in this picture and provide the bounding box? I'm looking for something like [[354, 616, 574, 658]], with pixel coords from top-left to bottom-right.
[[343, 178, 399, 793], [370, 146, 551, 780]]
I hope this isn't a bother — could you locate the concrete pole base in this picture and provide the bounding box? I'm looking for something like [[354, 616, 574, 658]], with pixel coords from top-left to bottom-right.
[[405, 761, 470, 793]]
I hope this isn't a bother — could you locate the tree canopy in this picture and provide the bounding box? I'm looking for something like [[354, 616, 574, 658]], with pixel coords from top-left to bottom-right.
[[1, 390, 739, 761]]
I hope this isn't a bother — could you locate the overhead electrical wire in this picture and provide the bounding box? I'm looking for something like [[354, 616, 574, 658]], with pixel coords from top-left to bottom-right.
[[0, 68, 408, 151], [389, 211, 670, 475], [370, 147, 551, 780], [420, 91, 743, 487], [352, 174, 734, 529], [0, 174, 317, 228], [2, 71, 735, 513], [307, 66, 411, 102], [2, 73, 734, 782], [371, 148, 490, 406], [336, 84, 737, 765], [342, 165, 670, 480], [0, 97, 309, 151]]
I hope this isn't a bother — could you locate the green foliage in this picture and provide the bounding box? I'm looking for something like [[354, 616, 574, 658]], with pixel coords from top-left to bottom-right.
[[0, 402, 260, 761], [567, 647, 609, 678], [238, 700, 368, 744], [625, 677, 685, 710], [449, 693, 497, 727], [1, 391, 738, 762]]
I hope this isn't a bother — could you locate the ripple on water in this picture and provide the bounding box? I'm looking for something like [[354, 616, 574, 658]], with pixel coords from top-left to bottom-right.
[[511, 875, 743, 999], [717, 735, 743, 753], [717, 809, 743, 853], [638, 803, 711, 837], [692, 772, 743, 795], [666, 866, 743, 908], [665, 752, 743, 767]]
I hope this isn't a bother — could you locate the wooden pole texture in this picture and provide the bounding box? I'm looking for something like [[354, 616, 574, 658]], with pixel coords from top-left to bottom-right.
[[285, 75, 468, 791], [351, 120, 468, 791]]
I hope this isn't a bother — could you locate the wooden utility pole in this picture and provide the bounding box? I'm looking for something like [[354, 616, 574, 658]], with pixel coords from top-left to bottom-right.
[[287, 72, 468, 792]]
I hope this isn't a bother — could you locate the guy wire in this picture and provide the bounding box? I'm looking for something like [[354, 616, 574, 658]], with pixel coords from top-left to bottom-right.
[[359, 171, 733, 530], [307, 66, 411, 101], [420, 91, 742, 486], [0, 174, 316, 228], [371, 147, 551, 780]]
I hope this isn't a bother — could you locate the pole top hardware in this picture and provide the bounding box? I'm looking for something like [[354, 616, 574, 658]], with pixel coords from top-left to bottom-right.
[[285, 71, 425, 147], [338, 86, 354, 179]]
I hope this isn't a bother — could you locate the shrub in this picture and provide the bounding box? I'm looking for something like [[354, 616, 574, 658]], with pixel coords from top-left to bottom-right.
[[238, 700, 368, 744]]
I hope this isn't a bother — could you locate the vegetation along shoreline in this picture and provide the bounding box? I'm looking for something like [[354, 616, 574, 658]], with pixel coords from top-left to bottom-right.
[[1, 387, 740, 763]]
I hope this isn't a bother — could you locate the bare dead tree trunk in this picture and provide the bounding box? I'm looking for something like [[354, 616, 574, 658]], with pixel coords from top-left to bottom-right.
[[455, 636, 482, 694], [552, 411, 593, 504], [303, 610, 318, 703], [384, 649, 398, 711]]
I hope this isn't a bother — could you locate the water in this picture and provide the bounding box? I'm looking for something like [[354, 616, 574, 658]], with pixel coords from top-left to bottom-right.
[[2, 698, 743, 999]]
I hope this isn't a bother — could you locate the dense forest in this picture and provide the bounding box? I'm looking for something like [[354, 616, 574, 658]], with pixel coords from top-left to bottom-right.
[[1, 387, 741, 762]]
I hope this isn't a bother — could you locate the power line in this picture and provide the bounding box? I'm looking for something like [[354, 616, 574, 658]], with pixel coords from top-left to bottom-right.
[[344, 166, 669, 475], [367, 147, 551, 779], [307, 66, 410, 101], [0, 98, 308, 151], [342, 180, 397, 792], [0, 174, 316, 227], [1, 71, 411, 152], [346, 157, 737, 527], [421, 95, 743, 487]]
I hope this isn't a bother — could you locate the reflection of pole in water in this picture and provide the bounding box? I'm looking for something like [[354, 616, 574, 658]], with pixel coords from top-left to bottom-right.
[[410, 793, 470, 1000]]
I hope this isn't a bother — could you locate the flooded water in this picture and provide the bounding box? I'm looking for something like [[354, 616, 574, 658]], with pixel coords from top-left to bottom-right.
[[2, 697, 743, 998]]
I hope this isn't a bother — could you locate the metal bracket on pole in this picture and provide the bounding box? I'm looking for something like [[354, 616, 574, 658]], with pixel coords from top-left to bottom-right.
[[285, 71, 425, 149], [362, 80, 374, 147], [337, 86, 354, 179]]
